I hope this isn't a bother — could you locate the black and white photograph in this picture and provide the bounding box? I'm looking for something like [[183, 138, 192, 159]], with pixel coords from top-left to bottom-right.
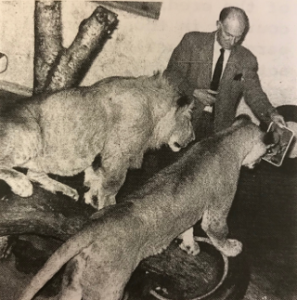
[[0, 1, 296, 299]]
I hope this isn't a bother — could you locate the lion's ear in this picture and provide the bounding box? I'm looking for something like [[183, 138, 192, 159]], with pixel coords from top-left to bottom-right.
[[263, 131, 277, 147], [176, 94, 191, 107], [232, 114, 252, 126], [177, 98, 194, 118]]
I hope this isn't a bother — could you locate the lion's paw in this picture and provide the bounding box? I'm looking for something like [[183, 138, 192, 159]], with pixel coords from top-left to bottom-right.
[[68, 189, 79, 201], [10, 178, 33, 197], [84, 189, 101, 210], [219, 239, 242, 257], [84, 187, 116, 210], [51, 183, 79, 201], [63, 187, 79, 201], [179, 239, 200, 256], [84, 190, 92, 205]]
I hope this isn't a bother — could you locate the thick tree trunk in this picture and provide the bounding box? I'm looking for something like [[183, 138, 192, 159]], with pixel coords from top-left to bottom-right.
[[44, 5, 118, 92], [33, 1, 63, 94]]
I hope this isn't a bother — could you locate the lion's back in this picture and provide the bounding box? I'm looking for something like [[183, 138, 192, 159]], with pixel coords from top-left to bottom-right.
[[20, 74, 185, 176], [26, 89, 109, 174], [31, 78, 154, 174]]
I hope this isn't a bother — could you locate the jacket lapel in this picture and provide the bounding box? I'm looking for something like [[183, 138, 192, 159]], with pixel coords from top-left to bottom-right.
[[194, 32, 216, 88]]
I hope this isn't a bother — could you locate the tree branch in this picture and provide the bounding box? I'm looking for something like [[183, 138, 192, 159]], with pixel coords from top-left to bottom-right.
[[33, 1, 63, 94], [44, 5, 118, 92]]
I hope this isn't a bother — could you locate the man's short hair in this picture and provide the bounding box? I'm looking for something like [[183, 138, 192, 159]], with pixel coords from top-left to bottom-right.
[[219, 6, 249, 28]]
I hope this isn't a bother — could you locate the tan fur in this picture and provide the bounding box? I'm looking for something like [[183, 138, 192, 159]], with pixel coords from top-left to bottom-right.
[[18, 116, 269, 300], [0, 73, 194, 209]]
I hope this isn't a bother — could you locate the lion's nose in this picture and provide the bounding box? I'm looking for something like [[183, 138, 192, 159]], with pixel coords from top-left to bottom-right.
[[191, 131, 196, 141]]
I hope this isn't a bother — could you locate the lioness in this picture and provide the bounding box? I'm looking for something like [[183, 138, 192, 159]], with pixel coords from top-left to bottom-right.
[[18, 115, 272, 300], [0, 73, 194, 209]]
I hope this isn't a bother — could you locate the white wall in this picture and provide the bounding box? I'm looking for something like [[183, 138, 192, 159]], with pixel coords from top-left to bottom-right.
[[0, 0, 296, 113]]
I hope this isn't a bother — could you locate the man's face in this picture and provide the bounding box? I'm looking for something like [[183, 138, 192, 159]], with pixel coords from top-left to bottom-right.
[[217, 17, 246, 50]]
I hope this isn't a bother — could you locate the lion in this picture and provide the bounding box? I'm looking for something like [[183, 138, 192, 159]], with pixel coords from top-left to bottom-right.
[[0, 73, 194, 209], [17, 115, 273, 300]]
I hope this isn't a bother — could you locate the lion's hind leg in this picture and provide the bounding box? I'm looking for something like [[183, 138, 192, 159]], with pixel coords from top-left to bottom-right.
[[0, 168, 33, 197], [27, 170, 79, 200], [59, 256, 83, 300], [201, 209, 242, 257]]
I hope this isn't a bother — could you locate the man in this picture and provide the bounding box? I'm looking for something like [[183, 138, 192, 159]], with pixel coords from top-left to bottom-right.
[[163, 6, 285, 140]]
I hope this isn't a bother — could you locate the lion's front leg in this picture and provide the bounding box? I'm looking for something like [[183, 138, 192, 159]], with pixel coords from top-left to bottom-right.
[[201, 209, 242, 257], [84, 167, 109, 210], [27, 170, 79, 200], [84, 157, 129, 210]]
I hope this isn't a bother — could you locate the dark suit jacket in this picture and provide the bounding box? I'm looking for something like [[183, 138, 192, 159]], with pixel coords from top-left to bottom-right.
[[163, 31, 276, 132]]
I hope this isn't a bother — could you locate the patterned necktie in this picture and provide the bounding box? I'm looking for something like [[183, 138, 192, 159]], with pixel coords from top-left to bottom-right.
[[210, 48, 225, 91]]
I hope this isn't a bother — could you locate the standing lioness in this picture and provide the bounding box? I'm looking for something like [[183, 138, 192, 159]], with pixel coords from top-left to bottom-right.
[[0, 73, 194, 209], [18, 115, 272, 300]]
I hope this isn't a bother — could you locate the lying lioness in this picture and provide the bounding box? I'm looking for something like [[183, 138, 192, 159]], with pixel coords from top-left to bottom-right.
[[18, 115, 272, 300]]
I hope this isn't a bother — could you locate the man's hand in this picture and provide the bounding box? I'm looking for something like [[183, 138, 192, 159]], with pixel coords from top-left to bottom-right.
[[193, 89, 216, 106], [270, 111, 286, 128]]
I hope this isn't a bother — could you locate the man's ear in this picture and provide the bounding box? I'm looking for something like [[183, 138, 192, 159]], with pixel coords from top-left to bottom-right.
[[216, 20, 221, 30]]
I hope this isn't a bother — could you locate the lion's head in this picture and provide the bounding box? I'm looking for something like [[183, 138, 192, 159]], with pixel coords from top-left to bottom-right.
[[154, 95, 195, 152], [232, 115, 274, 169], [168, 99, 195, 152]]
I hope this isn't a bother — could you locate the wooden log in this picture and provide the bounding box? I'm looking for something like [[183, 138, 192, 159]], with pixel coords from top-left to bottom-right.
[[0, 154, 161, 241], [0, 151, 165, 277], [0, 178, 95, 240], [44, 6, 118, 92], [33, 1, 63, 94]]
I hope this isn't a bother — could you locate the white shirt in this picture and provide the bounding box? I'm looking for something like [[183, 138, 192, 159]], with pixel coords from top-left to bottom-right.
[[204, 36, 231, 113], [211, 37, 231, 79]]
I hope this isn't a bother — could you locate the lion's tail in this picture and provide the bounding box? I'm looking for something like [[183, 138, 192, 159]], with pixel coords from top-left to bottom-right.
[[17, 229, 95, 300]]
